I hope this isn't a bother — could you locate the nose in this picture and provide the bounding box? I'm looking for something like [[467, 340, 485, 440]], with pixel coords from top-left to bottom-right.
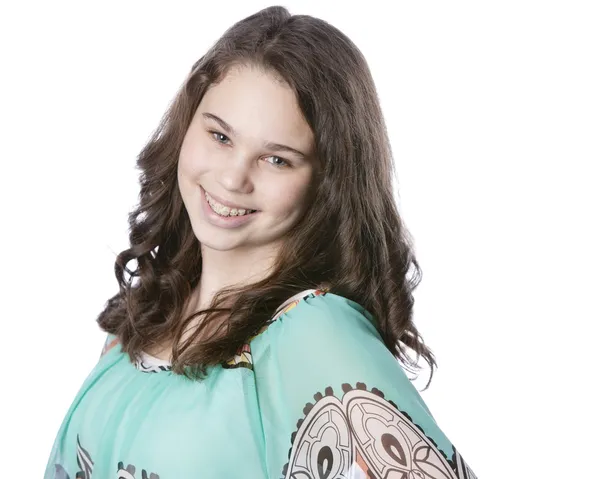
[[216, 151, 254, 194]]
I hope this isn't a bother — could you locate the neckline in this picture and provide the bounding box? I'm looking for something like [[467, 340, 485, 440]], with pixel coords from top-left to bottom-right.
[[136, 288, 320, 370], [134, 350, 173, 373]]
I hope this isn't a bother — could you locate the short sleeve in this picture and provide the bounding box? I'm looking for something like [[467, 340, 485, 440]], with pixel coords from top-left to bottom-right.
[[250, 292, 477, 479]]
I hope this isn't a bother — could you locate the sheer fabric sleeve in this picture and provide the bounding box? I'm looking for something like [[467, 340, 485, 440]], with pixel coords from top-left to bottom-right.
[[250, 292, 478, 479], [99, 332, 119, 359]]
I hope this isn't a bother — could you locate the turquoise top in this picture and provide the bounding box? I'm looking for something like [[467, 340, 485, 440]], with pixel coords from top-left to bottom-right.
[[45, 290, 477, 478]]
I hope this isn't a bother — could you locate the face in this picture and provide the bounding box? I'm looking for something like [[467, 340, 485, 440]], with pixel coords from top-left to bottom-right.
[[177, 65, 316, 257]]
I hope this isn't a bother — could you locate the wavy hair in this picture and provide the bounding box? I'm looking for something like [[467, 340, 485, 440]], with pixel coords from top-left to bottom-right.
[[97, 5, 437, 388]]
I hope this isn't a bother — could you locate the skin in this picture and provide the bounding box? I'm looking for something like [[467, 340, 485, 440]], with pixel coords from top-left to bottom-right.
[[150, 65, 316, 358]]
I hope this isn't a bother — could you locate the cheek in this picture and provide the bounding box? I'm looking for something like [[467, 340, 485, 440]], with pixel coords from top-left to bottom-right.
[[179, 138, 211, 179], [267, 178, 312, 218]]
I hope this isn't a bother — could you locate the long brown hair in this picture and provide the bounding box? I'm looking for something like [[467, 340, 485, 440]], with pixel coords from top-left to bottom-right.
[[97, 5, 437, 388]]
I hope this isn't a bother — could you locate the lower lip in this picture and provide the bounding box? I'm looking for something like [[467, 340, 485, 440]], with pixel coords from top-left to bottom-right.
[[200, 187, 259, 229]]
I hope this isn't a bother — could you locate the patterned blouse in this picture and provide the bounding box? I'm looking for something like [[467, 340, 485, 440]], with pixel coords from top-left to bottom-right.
[[45, 289, 477, 478]]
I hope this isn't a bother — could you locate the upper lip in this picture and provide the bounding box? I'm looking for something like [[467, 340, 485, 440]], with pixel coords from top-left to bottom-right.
[[203, 188, 256, 211]]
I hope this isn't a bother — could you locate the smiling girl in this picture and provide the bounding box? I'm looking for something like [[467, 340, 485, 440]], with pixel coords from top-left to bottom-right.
[[45, 6, 477, 479]]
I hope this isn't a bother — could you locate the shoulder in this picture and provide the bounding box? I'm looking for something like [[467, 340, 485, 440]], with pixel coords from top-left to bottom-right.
[[263, 289, 379, 343], [100, 332, 120, 358], [249, 290, 425, 414], [250, 290, 400, 376]]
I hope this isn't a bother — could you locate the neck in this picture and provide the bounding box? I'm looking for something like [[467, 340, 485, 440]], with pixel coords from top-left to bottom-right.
[[193, 242, 281, 311]]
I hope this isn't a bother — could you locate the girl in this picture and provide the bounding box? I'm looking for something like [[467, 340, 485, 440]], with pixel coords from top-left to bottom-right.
[[45, 6, 477, 478]]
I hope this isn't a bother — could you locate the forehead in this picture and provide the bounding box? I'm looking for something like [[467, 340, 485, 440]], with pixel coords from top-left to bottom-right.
[[198, 66, 314, 150]]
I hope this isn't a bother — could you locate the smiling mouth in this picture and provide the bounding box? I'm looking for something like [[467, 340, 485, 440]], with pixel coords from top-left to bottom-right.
[[204, 191, 258, 217]]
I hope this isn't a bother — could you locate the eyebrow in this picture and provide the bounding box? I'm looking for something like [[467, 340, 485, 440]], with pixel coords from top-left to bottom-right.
[[201, 112, 308, 159]]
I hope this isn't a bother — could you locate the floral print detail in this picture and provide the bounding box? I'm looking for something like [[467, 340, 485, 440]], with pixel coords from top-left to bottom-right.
[[117, 462, 160, 479], [282, 382, 477, 479], [270, 288, 329, 324], [52, 437, 160, 479], [134, 356, 173, 373], [75, 434, 94, 478], [223, 342, 253, 370]]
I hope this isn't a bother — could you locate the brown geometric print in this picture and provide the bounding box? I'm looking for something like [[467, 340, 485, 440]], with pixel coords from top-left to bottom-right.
[[282, 383, 477, 479]]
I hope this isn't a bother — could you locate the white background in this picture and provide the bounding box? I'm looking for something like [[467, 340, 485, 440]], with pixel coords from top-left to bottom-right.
[[1, 1, 598, 477]]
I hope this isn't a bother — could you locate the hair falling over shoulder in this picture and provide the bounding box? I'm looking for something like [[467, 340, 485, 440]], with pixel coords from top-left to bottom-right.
[[97, 6, 437, 388]]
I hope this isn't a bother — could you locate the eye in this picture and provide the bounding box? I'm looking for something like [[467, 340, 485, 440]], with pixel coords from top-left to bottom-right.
[[265, 156, 290, 168], [209, 131, 231, 145]]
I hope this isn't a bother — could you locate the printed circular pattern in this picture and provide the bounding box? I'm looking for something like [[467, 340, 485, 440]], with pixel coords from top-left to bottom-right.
[[283, 383, 477, 479]]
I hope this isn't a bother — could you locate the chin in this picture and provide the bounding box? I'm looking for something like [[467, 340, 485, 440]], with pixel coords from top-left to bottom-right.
[[189, 223, 245, 251]]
